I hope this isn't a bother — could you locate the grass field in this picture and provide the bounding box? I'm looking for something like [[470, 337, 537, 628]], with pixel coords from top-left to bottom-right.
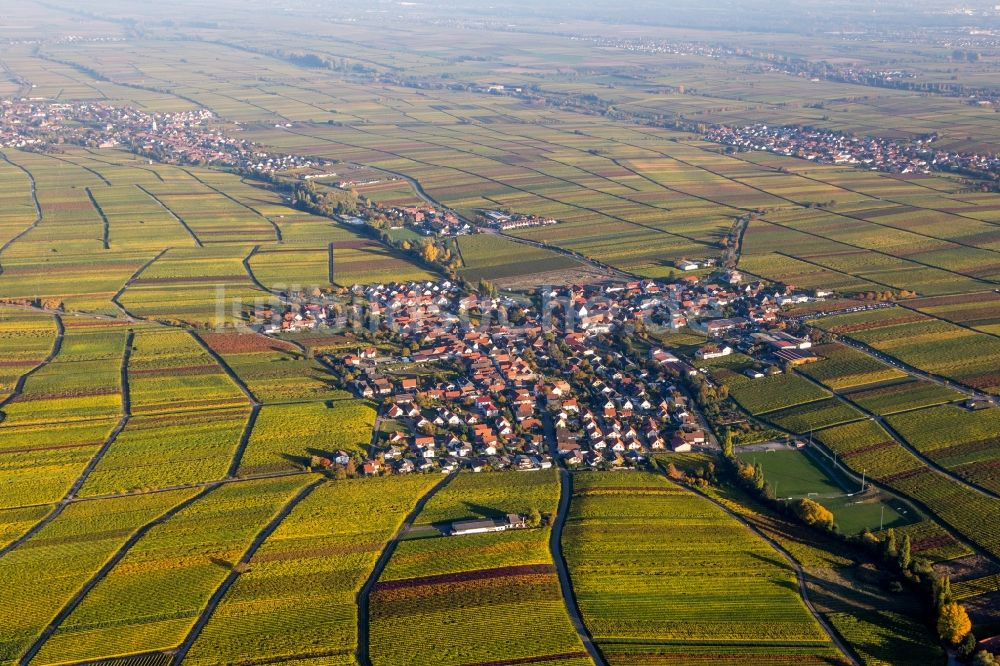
[[738, 449, 912, 534], [78, 408, 251, 497], [0, 489, 201, 664], [0, 308, 58, 404], [0, 318, 130, 510], [799, 344, 907, 391], [721, 372, 830, 415], [198, 332, 349, 404], [701, 483, 946, 666], [237, 400, 375, 476], [814, 420, 1000, 560], [845, 380, 964, 416], [128, 329, 249, 414]]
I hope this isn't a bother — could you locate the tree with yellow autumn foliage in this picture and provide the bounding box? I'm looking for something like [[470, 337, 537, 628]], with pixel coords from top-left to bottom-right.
[[936, 602, 971, 646], [420, 241, 440, 263], [791, 498, 835, 531]]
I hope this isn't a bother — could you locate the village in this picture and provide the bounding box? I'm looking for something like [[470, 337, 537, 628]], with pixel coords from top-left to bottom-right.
[[704, 122, 1000, 181], [268, 269, 831, 478], [0, 99, 322, 173]]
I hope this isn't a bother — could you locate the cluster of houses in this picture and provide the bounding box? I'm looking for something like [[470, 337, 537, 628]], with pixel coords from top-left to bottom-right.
[[252, 281, 464, 335], [254, 303, 333, 334], [339, 201, 473, 237], [0, 100, 322, 173], [550, 357, 709, 469], [546, 275, 819, 339], [705, 123, 1000, 180], [255, 269, 830, 477], [322, 273, 828, 475], [480, 210, 558, 231], [334, 281, 554, 473]]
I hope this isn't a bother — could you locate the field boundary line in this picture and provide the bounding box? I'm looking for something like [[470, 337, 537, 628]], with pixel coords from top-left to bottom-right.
[[56, 649, 170, 666], [17, 486, 218, 666], [188, 330, 260, 405], [0, 59, 31, 97], [357, 162, 636, 279], [771, 250, 902, 292], [676, 141, 1000, 257], [896, 300, 1000, 344], [716, 147, 1000, 231], [349, 126, 720, 248], [557, 123, 1000, 278], [356, 471, 456, 666], [287, 129, 719, 252], [241, 245, 282, 298], [112, 248, 170, 321], [409, 120, 646, 194], [67, 468, 311, 504], [81, 148, 166, 182], [797, 316, 996, 403], [761, 217, 997, 288], [84, 186, 111, 250], [552, 469, 607, 666], [608, 156, 754, 213], [737, 399, 1000, 568], [31, 150, 111, 186], [227, 404, 262, 478], [328, 241, 335, 286], [33, 48, 203, 108], [170, 478, 325, 664], [135, 184, 203, 247]]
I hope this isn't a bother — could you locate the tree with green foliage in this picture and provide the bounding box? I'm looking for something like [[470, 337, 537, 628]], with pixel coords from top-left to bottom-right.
[[527, 507, 542, 528], [973, 650, 999, 666], [957, 632, 977, 661], [883, 528, 898, 560], [478, 278, 498, 297], [722, 428, 734, 458], [934, 576, 953, 613], [898, 534, 911, 571]]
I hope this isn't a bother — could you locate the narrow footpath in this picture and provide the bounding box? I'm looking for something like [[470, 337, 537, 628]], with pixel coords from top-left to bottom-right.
[[550, 468, 607, 666], [355, 472, 455, 666]]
